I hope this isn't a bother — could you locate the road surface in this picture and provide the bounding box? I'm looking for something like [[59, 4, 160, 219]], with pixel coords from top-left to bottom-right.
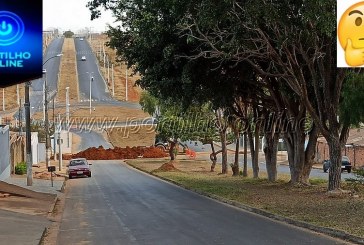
[[57, 161, 349, 245], [71, 129, 113, 152], [74, 38, 113, 102], [30, 38, 64, 115]]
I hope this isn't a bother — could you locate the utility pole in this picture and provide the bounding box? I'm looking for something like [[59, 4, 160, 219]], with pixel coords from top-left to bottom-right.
[[66, 87, 70, 125], [18, 98, 22, 136], [58, 114, 62, 171], [44, 71, 50, 168], [87, 72, 94, 114], [107, 58, 110, 85], [112, 63, 115, 97], [125, 63, 128, 101], [43, 80, 45, 122], [2, 88, 5, 111], [16, 84, 19, 105], [103, 44, 106, 70], [53, 97, 56, 160], [25, 82, 32, 186]]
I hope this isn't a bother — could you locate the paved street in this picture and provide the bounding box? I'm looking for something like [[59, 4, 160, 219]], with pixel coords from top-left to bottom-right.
[[30, 38, 64, 115], [0, 209, 50, 245], [57, 161, 348, 245], [74, 38, 113, 102], [71, 129, 112, 152]]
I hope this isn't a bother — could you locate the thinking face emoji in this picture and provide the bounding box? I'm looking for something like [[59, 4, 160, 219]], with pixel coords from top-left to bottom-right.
[[338, 2, 364, 66]]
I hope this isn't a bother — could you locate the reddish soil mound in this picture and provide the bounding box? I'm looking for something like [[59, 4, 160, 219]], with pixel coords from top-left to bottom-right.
[[153, 161, 180, 172], [63, 146, 168, 160]]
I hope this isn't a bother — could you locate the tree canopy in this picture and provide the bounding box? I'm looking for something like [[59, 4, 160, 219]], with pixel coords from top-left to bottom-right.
[[88, 0, 364, 191]]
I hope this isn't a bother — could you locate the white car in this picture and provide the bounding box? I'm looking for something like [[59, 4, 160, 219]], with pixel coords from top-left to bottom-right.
[[80, 38, 84, 41], [81, 56, 86, 61]]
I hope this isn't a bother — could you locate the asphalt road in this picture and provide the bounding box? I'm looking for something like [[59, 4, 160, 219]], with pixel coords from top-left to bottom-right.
[[57, 161, 349, 245], [30, 38, 64, 115], [74, 38, 113, 102], [71, 129, 113, 152], [0, 209, 50, 245]]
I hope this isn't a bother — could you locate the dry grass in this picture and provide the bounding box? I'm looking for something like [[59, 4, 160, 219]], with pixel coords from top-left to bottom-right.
[[0, 84, 25, 112], [32, 106, 150, 122], [126, 159, 364, 238], [89, 34, 142, 102], [58, 38, 79, 102], [107, 125, 156, 147]]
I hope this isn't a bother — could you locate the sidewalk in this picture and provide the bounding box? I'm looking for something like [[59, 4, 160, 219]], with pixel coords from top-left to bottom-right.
[[0, 161, 66, 245]]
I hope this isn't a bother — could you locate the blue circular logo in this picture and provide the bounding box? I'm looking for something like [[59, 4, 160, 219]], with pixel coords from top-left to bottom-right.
[[0, 11, 24, 46]]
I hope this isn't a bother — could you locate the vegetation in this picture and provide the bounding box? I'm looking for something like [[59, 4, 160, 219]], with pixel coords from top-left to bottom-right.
[[346, 169, 364, 191], [87, 0, 364, 191], [15, 162, 27, 175], [63, 30, 74, 38]]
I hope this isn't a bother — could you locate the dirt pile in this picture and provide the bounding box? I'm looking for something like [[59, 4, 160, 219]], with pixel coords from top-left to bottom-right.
[[152, 161, 181, 172], [63, 146, 168, 160]]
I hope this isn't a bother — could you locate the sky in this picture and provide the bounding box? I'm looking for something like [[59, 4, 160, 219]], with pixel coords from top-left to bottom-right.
[[43, 0, 116, 33]]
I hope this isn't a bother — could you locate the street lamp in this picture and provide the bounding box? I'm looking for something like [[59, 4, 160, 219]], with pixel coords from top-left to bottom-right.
[[87, 72, 94, 114], [25, 53, 63, 186], [43, 53, 62, 168]]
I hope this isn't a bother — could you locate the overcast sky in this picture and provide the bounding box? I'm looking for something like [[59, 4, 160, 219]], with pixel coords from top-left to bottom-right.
[[43, 0, 116, 33]]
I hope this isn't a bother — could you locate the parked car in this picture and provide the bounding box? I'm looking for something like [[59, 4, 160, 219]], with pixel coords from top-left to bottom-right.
[[81, 56, 86, 61], [323, 156, 352, 173], [67, 158, 92, 179]]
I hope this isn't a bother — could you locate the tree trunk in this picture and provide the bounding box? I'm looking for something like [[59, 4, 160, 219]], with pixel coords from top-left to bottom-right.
[[300, 124, 319, 185], [243, 132, 248, 177], [248, 125, 260, 178], [220, 128, 228, 174], [327, 138, 342, 191], [284, 121, 318, 185], [232, 135, 240, 176], [210, 142, 217, 172], [264, 133, 279, 182], [169, 140, 177, 161], [284, 129, 306, 185]]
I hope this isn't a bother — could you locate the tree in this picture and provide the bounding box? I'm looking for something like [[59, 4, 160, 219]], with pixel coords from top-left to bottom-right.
[[179, 0, 363, 191], [63, 30, 74, 38], [140, 92, 218, 163]]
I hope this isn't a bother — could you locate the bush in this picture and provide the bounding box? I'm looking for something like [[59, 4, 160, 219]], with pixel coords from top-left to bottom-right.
[[345, 168, 364, 192], [15, 162, 27, 175]]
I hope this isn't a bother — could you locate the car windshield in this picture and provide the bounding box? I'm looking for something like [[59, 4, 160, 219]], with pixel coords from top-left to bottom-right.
[[70, 160, 86, 166]]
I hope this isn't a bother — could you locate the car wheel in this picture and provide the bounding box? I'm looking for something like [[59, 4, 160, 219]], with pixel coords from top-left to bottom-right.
[[69, 175, 72, 179], [323, 168, 327, 173], [348, 169, 351, 173], [88, 173, 92, 178]]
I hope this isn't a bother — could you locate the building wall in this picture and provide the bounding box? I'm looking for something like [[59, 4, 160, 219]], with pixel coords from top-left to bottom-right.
[[0, 126, 10, 180], [9, 134, 25, 174], [316, 141, 364, 168]]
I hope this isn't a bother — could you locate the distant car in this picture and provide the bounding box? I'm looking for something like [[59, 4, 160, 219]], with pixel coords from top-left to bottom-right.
[[80, 38, 84, 41], [67, 158, 92, 179], [81, 56, 86, 61], [323, 156, 352, 173]]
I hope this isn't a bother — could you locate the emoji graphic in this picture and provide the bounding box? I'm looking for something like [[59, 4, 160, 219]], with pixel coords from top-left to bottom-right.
[[338, 2, 364, 66]]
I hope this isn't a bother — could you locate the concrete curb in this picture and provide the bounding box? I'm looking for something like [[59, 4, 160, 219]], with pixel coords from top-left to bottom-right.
[[60, 178, 66, 193], [38, 227, 48, 245], [126, 162, 364, 245], [47, 196, 58, 214], [41, 178, 66, 245]]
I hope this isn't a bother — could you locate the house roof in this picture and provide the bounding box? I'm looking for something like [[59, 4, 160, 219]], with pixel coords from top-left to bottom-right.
[[318, 128, 364, 146]]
